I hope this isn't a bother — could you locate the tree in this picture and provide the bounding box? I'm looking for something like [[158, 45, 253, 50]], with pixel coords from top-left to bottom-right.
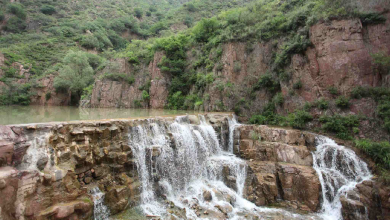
[[54, 51, 95, 103]]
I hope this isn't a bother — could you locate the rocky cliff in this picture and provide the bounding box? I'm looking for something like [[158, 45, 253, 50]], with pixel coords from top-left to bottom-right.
[[0, 114, 388, 219], [86, 12, 390, 119]]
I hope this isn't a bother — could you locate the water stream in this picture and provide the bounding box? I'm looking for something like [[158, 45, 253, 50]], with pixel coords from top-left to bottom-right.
[[312, 136, 372, 220], [90, 187, 111, 220]]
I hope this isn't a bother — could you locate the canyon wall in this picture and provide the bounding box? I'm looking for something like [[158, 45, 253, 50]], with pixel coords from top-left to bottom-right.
[[86, 13, 390, 121]]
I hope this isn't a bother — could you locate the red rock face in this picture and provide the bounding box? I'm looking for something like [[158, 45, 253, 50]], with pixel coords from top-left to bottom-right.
[[149, 52, 170, 109], [90, 58, 149, 108], [30, 74, 71, 106], [0, 141, 13, 166]]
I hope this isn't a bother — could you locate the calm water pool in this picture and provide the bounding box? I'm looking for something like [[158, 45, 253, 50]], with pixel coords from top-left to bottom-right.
[[0, 106, 203, 125]]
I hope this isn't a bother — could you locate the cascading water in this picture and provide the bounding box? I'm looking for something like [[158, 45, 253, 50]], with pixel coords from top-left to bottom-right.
[[128, 115, 372, 220], [128, 115, 323, 219], [90, 187, 110, 220], [228, 115, 240, 153], [128, 115, 261, 219], [312, 136, 372, 220]]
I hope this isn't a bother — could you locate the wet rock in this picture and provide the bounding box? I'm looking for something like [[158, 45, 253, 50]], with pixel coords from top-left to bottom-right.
[[215, 203, 233, 215], [84, 177, 93, 184], [203, 190, 212, 201], [36, 156, 49, 170], [105, 186, 131, 214], [0, 141, 14, 167], [277, 163, 320, 211]]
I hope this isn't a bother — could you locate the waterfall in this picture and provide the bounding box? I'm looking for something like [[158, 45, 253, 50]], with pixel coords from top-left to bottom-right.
[[20, 134, 51, 171], [312, 136, 372, 220], [128, 115, 256, 219], [228, 115, 240, 153], [90, 187, 110, 220]]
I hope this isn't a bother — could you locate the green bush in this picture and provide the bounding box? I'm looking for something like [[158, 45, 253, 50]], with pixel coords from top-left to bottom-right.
[[355, 139, 390, 169], [186, 3, 197, 12], [328, 86, 339, 96], [378, 101, 390, 132], [134, 8, 143, 18], [315, 98, 329, 110], [351, 86, 390, 100], [273, 93, 284, 106], [192, 18, 219, 43], [319, 115, 360, 140], [7, 3, 26, 19], [40, 5, 56, 15], [80, 35, 99, 49], [45, 92, 51, 101], [102, 73, 135, 85], [293, 80, 302, 90], [288, 110, 313, 129], [4, 17, 27, 33], [358, 12, 386, 25], [142, 90, 150, 101], [167, 91, 185, 110], [335, 96, 350, 109], [372, 52, 390, 75], [0, 12, 4, 22], [253, 74, 280, 93], [184, 16, 194, 27]]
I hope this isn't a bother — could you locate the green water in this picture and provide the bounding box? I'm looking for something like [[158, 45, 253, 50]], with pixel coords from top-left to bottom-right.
[[0, 106, 201, 125]]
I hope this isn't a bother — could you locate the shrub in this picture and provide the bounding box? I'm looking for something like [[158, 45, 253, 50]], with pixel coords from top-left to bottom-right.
[[184, 16, 194, 27], [80, 35, 99, 49], [40, 5, 56, 15], [134, 8, 143, 18], [273, 93, 284, 106], [358, 12, 387, 25], [253, 74, 280, 93], [134, 100, 142, 108], [167, 91, 185, 110], [355, 139, 390, 169], [7, 3, 26, 19], [335, 96, 350, 109], [319, 115, 360, 140], [142, 90, 150, 101], [288, 110, 313, 129], [315, 98, 329, 110], [186, 3, 197, 12], [4, 17, 27, 33], [372, 52, 390, 75], [45, 92, 51, 100], [249, 115, 267, 125], [378, 101, 390, 132], [192, 18, 219, 43], [102, 73, 135, 85], [293, 80, 302, 90], [0, 12, 4, 22], [328, 86, 339, 96]]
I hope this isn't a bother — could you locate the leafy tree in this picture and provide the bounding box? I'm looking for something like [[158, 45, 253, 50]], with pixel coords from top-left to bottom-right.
[[54, 51, 95, 102]]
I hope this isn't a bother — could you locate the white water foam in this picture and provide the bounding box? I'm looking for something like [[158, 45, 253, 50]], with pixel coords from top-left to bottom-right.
[[90, 187, 110, 220], [312, 136, 372, 220]]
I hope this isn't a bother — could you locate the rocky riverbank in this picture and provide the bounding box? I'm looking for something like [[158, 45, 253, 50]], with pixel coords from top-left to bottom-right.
[[0, 114, 389, 220]]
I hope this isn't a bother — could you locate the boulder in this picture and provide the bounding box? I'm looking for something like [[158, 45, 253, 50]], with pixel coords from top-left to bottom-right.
[[104, 186, 131, 214], [0, 141, 14, 167], [203, 190, 212, 202]]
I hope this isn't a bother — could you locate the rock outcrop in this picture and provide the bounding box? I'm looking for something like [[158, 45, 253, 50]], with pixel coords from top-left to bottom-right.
[[235, 125, 320, 212]]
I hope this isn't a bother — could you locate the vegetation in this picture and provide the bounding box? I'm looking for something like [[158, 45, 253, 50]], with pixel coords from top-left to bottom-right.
[[319, 115, 360, 140], [53, 51, 96, 103], [355, 139, 390, 169]]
